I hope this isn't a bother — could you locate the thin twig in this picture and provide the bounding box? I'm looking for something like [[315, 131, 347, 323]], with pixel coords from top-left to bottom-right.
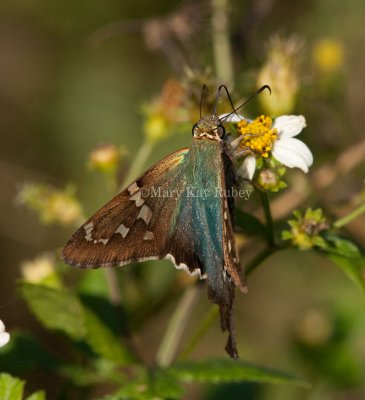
[[257, 138, 365, 221], [122, 141, 154, 189], [333, 202, 365, 229], [211, 0, 234, 86], [156, 285, 201, 367], [104, 141, 154, 306], [258, 189, 275, 247]]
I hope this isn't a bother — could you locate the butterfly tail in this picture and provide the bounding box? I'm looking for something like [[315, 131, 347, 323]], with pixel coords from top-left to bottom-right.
[[207, 276, 238, 359]]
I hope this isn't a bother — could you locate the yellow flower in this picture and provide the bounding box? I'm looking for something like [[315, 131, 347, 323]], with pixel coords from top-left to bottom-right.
[[224, 114, 312, 180], [312, 39, 344, 73], [144, 79, 188, 143], [236, 115, 278, 158], [144, 114, 169, 143]]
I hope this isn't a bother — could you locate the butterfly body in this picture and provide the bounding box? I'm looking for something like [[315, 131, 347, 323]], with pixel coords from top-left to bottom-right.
[[62, 115, 246, 358]]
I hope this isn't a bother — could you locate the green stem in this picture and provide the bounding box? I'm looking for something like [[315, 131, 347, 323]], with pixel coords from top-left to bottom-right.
[[122, 141, 153, 188], [181, 243, 283, 356], [155, 0, 235, 366], [333, 202, 365, 229], [211, 0, 234, 86], [258, 189, 275, 247], [156, 285, 201, 367], [181, 304, 219, 358], [245, 246, 278, 276], [104, 141, 154, 306], [104, 269, 123, 305]]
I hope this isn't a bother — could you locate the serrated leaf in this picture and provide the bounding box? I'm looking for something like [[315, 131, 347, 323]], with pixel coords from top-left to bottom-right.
[[328, 255, 365, 295], [26, 391, 45, 400], [167, 360, 308, 387], [235, 209, 267, 237], [19, 283, 86, 340], [0, 374, 24, 400], [82, 307, 135, 366]]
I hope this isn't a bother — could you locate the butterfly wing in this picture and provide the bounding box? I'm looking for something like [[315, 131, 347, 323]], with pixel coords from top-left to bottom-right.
[[62, 138, 245, 358], [62, 148, 202, 276], [166, 138, 245, 358]]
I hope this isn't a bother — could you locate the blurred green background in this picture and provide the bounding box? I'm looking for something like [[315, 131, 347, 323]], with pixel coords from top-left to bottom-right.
[[1, 0, 365, 399]]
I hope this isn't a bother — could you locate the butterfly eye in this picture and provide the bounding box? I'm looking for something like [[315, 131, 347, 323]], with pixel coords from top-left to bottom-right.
[[217, 124, 225, 138], [192, 123, 198, 136]]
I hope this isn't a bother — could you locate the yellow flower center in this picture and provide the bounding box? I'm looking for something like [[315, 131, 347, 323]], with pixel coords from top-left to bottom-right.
[[237, 115, 278, 158]]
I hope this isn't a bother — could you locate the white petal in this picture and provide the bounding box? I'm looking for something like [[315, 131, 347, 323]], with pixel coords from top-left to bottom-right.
[[219, 113, 246, 123], [272, 138, 313, 172], [0, 332, 10, 347], [237, 156, 256, 179], [273, 115, 306, 139], [0, 320, 5, 333]]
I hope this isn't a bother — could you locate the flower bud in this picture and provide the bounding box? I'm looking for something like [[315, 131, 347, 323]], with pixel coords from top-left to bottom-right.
[[282, 208, 329, 250], [89, 143, 121, 174], [18, 183, 83, 226], [21, 253, 59, 287], [257, 36, 302, 116]]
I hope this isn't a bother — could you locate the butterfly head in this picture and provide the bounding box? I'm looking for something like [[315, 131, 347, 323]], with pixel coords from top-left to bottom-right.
[[192, 116, 225, 141]]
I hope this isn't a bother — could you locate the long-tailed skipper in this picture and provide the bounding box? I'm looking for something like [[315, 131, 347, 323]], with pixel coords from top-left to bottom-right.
[[61, 85, 269, 358]]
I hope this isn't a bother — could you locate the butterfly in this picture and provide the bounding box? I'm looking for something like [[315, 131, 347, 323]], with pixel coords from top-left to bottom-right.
[[61, 84, 270, 359]]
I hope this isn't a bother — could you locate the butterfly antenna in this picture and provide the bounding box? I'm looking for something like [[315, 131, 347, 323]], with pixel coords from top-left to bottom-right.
[[221, 85, 271, 121], [212, 84, 237, 117], [200, 84, 209, 118]]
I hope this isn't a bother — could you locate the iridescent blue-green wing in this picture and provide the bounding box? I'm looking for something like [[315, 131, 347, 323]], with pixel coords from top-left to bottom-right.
[[61, 148, 201, 275], [166, 139, 246, 358]]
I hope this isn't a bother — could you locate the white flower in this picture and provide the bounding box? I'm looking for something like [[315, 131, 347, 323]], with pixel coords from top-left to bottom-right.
[[221, 113, 313, 179], [0, 319, 10, 348]]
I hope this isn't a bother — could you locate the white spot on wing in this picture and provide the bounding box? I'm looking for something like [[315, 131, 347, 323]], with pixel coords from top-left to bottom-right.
[[84, 221, 108, 244], [143, 230, 154, 240], [116, 223, 129, 238], [165, 253, 206, 279], [129, 191, 144, 207], [137, 204, 153, 225], [84, 222, 94, 241], [85, 222, 93, 230], [128, 182, 139, 195]]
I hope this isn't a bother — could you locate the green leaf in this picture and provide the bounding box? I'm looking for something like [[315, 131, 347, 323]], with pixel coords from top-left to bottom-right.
[[59, 361, 121, 387], [19, 283, 86, 340], [26, 391, 45, 400], [0, 331, 63, 375], [167, 359, 308, 387], [234, 209, 267, 237], [0, 374, 24, 400], [323, 234, 361, 258], [19, 283, 135, 366], [328, 255, 365, 295], [83, 307, 135, 365], [104, 369, 183, 400]]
